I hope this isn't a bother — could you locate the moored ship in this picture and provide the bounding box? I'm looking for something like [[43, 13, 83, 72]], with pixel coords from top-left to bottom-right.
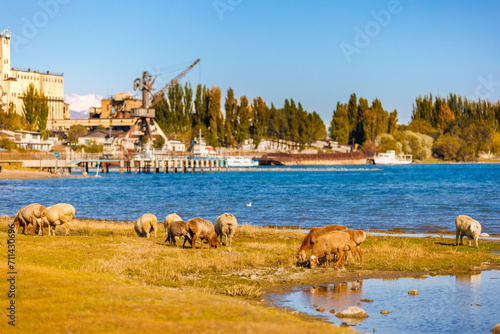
[[258, 152, 367, 166], [374, 150, 412, 165]]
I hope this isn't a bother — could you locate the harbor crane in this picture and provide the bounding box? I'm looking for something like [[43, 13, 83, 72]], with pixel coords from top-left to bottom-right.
[[123, 59, 200, 152]]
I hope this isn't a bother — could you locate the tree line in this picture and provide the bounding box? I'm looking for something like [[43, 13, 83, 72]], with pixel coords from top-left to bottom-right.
[[2, 82, 500, 160], [408, 93, 500, 161], [153, 82, 327, 149], [329, 93, 398, 146]]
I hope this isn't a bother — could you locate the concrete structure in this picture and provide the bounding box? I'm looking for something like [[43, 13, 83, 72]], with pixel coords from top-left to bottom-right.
[[98, 92, 143, 119], [0, 129, 54, 151], [0, 29, 69, 120], [47, 117, 136, 131]]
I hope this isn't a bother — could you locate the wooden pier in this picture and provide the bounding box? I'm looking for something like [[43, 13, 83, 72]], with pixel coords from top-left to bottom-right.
[[117, 158, 228, 174], [1, 154, 229, 175]]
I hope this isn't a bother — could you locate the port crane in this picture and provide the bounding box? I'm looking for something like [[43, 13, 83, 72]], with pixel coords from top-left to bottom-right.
[[123, 59, 200, 152]]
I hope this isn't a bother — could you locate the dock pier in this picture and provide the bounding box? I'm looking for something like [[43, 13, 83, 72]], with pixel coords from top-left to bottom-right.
[[117, 158, 228, 174], [0, 152, 228, 175]]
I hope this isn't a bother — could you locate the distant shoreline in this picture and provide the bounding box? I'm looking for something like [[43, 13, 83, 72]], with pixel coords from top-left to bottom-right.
[[0, 169, 87, 180]]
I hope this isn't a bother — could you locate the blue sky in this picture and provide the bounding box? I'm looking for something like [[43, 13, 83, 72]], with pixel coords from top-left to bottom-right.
[[2, 0, 500, 124]]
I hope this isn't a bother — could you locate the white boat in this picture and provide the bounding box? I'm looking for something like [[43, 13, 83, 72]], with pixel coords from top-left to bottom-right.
[[226, 156, 259, 167], [374, 150, 412, 165]]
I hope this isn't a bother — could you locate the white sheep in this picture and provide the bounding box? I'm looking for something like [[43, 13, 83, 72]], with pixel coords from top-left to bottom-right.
[[214, 213, 238, 246], [42, 203, 75, 236], [455, 215, 481, 248], [134, 213, 158, 238], [164, 213, 182, 233]]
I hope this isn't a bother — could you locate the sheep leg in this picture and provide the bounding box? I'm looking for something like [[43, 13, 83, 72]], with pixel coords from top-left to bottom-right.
[[65, 223, 70, 236], [225, 234, 228, 246], [182, 235, 189, 248], [475, 238, 479, 249], [183, 235, 191, 248], [358, 246, 363, 263], [191, 236, 197, 249]]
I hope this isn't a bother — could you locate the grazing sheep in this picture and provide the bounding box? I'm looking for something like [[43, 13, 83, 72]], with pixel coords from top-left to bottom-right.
[[297, 224, 348, 261], [164, 213, 182, 233], [309, 231, 351, 269], [184, 218, 218, 249], [134, 213, 158, 238], [344, 229, 367, 263], [214, 213, 238, 246], [165, 220, 191, 247], [14, 203, 48, 236], [41, 203, 75, 236], [455, 215, 481, 248]]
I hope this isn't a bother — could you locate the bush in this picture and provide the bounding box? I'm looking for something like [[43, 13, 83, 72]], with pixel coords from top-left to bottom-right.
[[396, 131, 433, 160], [0, 137, 17, 151], [432, 134, 461, 161], [377, 134, 401, 154]]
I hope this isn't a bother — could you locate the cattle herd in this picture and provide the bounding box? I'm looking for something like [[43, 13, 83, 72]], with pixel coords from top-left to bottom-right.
[[12, 203, 482, 268]]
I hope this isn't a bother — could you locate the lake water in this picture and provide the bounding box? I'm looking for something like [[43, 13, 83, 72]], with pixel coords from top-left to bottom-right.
[[1, 163, 499, 234], [266, 270, 500, 334]]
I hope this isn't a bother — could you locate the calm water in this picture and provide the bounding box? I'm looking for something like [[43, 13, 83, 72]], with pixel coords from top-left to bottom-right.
[[267, 270, 500, 334], [1, 164, 499, 234]]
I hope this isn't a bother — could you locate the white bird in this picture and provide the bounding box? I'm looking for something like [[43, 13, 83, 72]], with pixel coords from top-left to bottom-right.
[[246, 202, 252, 207]]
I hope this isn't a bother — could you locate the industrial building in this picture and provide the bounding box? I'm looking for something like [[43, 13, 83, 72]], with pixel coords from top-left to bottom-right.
[[0, 29, 70, 120]]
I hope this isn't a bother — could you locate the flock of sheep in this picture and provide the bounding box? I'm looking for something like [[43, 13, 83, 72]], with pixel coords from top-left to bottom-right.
[[134, 212, 238, 248], [12, 203, 482, 268]]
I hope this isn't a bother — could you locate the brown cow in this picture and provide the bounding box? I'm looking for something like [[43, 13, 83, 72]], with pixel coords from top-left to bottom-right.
[[184, 218, 218, 249], [14, 203, 48, 236], [297, 224, 348, 261]]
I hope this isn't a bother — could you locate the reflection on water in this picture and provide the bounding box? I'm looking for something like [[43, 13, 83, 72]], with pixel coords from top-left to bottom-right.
[[267, 270, 500, 334]]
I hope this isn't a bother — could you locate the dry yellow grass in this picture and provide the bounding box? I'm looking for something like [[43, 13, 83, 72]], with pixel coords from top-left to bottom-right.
[[0, 216, 356, 333], [1, 215, 499, 333]]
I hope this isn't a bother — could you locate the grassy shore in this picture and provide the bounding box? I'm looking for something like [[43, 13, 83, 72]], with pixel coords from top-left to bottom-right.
[[1, 217, 499, 333]]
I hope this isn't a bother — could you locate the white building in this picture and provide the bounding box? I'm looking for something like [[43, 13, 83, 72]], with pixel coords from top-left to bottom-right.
[[0, 129, 54, 151], [0, 29, 69, 120]]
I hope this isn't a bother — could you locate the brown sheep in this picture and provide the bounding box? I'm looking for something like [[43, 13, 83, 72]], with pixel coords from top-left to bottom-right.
[[41, 203, 75, 236], [309, 231, 351, 269], [214, 213, 238, 246], [297, 224, 348, 261], [14, 203, 48, 236], [184, 218, 218, 249], [134, 213, 158, 238], [344, 229, 367, 263], [164, 213, 182, 233], [165, 220, 191, 247]]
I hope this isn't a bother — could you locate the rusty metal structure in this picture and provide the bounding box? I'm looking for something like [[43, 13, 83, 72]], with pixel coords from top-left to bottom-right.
[[124, 59, 200, 152], [259, 152, 367, 166]]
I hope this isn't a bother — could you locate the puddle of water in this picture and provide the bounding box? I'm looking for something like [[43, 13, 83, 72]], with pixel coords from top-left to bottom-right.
[[267, 270, 500, 334]]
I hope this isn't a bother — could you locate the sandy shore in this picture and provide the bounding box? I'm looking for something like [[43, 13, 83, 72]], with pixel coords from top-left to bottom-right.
[[0, 169, 86, 180]]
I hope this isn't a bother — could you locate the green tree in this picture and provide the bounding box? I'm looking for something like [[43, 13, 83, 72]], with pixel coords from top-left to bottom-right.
[[329, 102, 350, 144], [388, 110, 399, 135], [224, 87, 236, 147], [236, 95, 250, 144], [251, 96, 268, 148], [0, 106, 26, 130], [67, 124, 88, 143], [207, 86, 221, 147], [0, 137, 17, 150], [432, 133, 461, 161], [22, 83, 49, 134]]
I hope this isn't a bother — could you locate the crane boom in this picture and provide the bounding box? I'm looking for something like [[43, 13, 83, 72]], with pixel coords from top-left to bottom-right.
[[153, 59, 200, 101]]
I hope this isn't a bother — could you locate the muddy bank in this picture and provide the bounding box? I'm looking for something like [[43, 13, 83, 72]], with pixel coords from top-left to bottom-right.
[[0, 169, 87, 180]]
